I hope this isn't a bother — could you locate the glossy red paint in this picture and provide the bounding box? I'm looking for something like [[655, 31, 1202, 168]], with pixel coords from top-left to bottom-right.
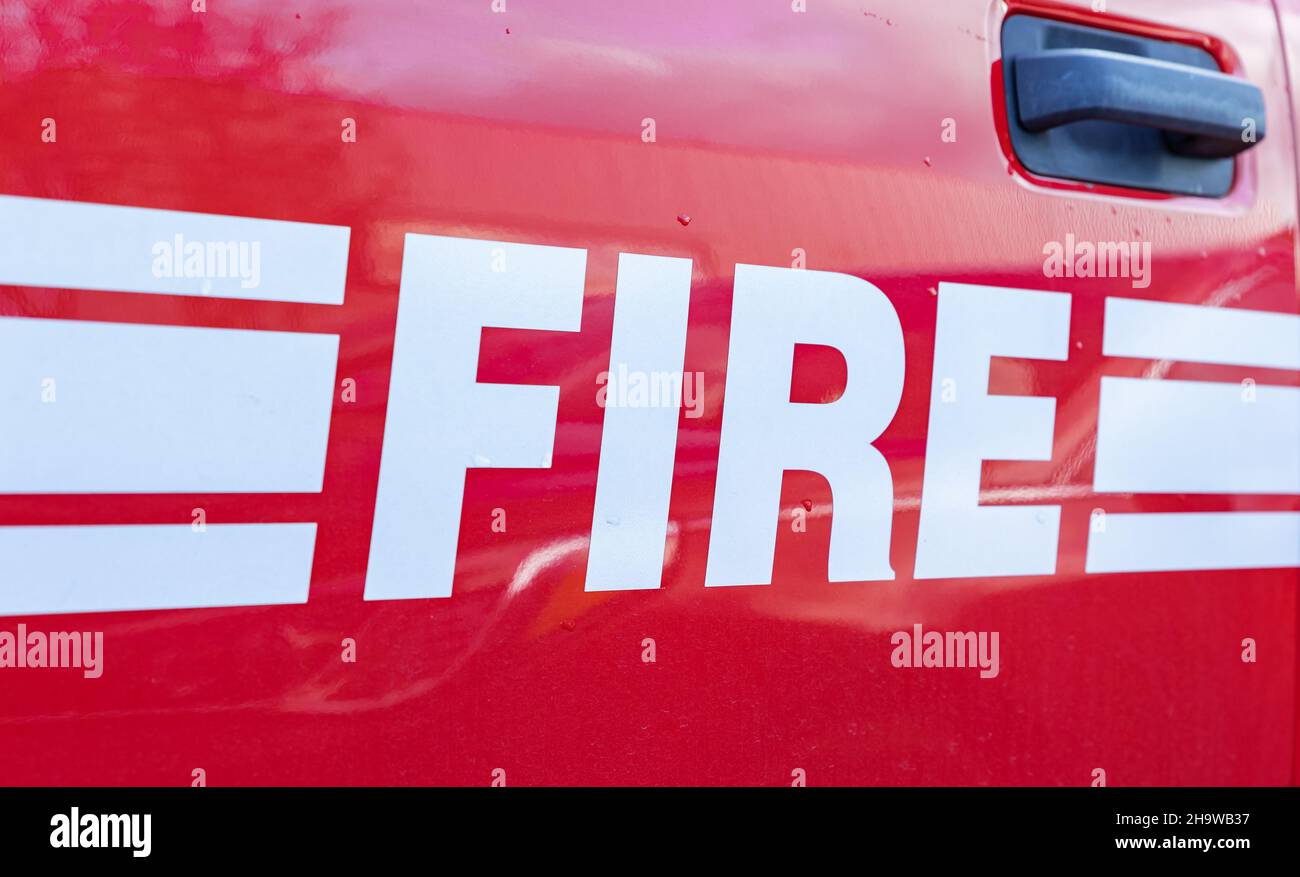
[[0, 0, 1297, 786]]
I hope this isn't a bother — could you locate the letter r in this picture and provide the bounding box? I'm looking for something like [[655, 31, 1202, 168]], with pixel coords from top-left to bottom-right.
[[705, 264, 905, 587]]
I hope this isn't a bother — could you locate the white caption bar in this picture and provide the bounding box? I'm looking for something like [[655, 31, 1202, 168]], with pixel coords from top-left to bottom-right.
[[0, 318, 339, 494], [1085, 512, 1300, 573], [1093, 377, 1300, 495], [1103, 297, 1300, 369], [0, 195, 349, 304], [0, 524, 316, 616]]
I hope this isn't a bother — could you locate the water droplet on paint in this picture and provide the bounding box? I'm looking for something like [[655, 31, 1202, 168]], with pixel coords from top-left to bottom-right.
[[801, 499, 813, 512], [561, 619, 576, 631], [922, 156, 932, 167], [676, 214, 691, 227]]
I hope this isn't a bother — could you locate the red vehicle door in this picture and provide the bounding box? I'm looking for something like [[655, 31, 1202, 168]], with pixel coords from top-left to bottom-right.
[[0, 0, 1296, 786]]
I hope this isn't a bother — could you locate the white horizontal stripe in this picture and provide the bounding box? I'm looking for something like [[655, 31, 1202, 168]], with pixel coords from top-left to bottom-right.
[[1094, 377, 1300, 495], [0, 524, 316, 616], [0, 195, 349, 304], [0, 318, 338, 493], [1103, 297, 1300, 370], [1085, 512, 1300, 573]]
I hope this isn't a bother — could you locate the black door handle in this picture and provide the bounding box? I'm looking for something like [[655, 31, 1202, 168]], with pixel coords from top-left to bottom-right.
[[1014, 48, 1266, 158]]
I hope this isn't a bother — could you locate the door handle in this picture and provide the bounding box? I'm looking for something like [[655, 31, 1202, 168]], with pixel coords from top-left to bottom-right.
[[1014, 48, 1266, 158]]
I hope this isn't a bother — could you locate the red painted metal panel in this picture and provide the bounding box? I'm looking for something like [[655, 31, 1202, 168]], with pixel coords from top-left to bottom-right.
[[0, 0, 1295, 785]]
